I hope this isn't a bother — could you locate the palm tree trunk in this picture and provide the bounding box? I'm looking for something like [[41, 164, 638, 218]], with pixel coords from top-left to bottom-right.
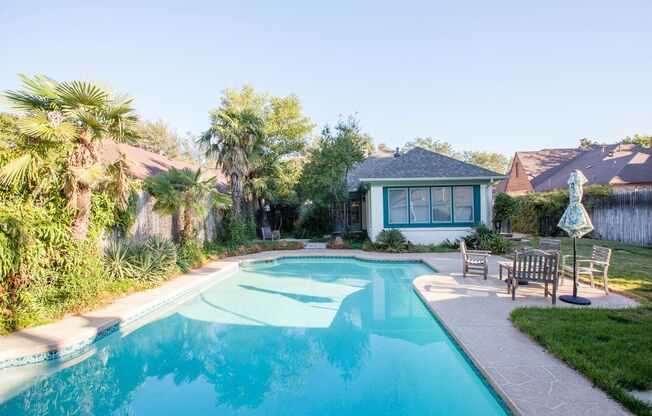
[[181, 207, 194, 242], [68, 140, 96, 242], [70, 185, 92, 241], [230, 173, 242, 218]]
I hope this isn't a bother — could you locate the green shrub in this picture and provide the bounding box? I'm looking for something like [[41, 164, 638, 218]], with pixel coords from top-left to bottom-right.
[[375, 229, 408, 253], [511, 185, 612, 236], [245, 213, 257, 241], [493, 193, 517, 231], [463, 223, 512, 254], [295, 203, 332, 238], [223, 209, 247, 245], [176, 239, 206, 272]]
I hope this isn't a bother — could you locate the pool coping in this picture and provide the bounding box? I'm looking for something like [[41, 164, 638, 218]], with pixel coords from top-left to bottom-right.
[[0, 249, 633, 415]]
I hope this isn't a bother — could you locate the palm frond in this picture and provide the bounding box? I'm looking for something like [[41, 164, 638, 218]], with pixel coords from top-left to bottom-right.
[[16, 111, 77, 142], [56, 80, 108, 108], [0, 153, 36, 186], [73, 164, 104, 186], [211, 190, 232, 209]]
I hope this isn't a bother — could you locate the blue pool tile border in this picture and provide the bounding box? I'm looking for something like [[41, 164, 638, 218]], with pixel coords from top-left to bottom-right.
[[413, 290, 514, 415], [240, 255, 439, 273], [0, 266, 239, 371]]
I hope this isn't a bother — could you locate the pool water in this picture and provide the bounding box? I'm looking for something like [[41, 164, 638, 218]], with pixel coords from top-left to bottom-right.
[[0, 257, 509, 415]]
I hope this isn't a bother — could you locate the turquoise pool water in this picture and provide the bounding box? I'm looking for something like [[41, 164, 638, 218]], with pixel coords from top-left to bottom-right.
[[0, 257, 509, 415]]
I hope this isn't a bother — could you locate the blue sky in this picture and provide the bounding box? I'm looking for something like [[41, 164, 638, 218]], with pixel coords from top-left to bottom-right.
[[1, 0, 651, 155]]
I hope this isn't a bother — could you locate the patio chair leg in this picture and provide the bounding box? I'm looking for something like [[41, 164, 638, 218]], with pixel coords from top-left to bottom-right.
[[463, 264, 466, 278], [544, 283, 549, 297], [512, 281, 517, 301], [483, 262, 488, 279], [552, 281, 557, 305], [603, 273, 609, 295], [590, 271, 595, 287]]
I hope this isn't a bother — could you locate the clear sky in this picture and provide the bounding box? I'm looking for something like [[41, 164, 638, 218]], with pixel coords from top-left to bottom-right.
[[1, 0, 651, 156]]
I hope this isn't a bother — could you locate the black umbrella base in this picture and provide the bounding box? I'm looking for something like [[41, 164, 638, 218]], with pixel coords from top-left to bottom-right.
[[559, 295, 592, 306]]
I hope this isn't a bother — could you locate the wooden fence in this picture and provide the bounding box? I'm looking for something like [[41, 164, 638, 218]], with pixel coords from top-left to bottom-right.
[[588, 190, 652, 246]]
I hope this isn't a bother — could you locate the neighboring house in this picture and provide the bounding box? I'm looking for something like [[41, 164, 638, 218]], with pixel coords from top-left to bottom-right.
[[346, 147, 507, 244], [101, 140, 227, 242], [496, 143, 652, 194]]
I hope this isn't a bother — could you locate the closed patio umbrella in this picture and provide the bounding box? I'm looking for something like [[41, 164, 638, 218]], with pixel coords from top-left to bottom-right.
[[557, 170, 594, 305]]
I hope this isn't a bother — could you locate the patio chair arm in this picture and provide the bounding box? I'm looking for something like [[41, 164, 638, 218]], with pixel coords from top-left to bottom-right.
[[588, 260, 610, 267], [467, 249, 491, 255], [562, 255, 591, 261]]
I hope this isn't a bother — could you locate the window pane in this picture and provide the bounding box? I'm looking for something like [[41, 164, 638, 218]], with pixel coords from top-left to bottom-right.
[[410, 188, 430, 223], [388, 189, 408, 223], [454, 187, 474, 222], [431, 187, 451, 222]]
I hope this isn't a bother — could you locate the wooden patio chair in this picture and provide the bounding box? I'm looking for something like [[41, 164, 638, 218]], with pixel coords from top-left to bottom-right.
[[539, 238, 561, 252], [460, 240, 491, 279], [261, 226, 276, 241], [507, 249, 559, 304], [561, 245, 612, 294]]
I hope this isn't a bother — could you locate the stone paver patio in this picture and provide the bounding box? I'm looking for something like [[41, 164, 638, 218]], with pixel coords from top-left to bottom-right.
[[0, 249, 637, 415]]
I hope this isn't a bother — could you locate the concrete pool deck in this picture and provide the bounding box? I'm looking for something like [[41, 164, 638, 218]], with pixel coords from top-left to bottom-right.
[[0, 249, 637, 415]]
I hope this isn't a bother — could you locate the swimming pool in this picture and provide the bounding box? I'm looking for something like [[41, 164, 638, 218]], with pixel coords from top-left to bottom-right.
[[0, 257, 509, 415]]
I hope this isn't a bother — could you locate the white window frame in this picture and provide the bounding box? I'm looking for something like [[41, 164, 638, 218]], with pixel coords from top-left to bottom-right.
[[409, 187, 431, 224], [388, 188, 409, 224], [453, 186, 475, 223], [430, 186, 453, 223]]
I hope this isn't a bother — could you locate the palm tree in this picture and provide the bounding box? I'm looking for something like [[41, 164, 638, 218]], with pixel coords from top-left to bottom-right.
[[199, 107, 264, 218], [145, 167, 231, 242], [1, 75, 139, 241]]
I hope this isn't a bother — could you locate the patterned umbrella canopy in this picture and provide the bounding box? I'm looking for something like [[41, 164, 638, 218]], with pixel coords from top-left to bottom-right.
[[558, 170, 594, 238]]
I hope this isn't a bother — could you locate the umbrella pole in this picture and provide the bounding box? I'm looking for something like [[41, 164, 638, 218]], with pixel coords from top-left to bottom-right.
[[560, 237, 591, 305], [573, 237, 578, 297]]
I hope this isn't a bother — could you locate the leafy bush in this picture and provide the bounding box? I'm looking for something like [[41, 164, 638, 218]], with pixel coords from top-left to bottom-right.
[[245, 213, 257, 241], [176, 239, 206, 272], [493, 193, 517, 231], [463, 223, 512, 254], [223, 209, 247, 245], [375, 229, 408, 253], [294, 203, 332, 238], [511, 185, 612, 236]]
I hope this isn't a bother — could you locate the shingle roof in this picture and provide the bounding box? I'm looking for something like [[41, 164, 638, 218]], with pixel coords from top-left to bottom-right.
[[516, 148, 586, 180], [100, 140, 228, 191], [347, 146, 506, 191], [532, 143, 652, 191]]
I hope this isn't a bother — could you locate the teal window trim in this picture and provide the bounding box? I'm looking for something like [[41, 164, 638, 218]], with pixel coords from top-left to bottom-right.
[[383, 185, 481, 228]]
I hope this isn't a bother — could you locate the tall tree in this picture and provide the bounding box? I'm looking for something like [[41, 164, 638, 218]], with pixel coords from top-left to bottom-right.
[[401, 136, 508, 173], [1, 75, 139, 241], [297, 117, 371, 232], [202, 85, 313, 218], [622, 134, 651, 147], [199, 107, 264, 218], [461, 150, 510, 174], [145, 167, 230, 241], [132, 119, 181, 158], [401, 137, 459, 157]]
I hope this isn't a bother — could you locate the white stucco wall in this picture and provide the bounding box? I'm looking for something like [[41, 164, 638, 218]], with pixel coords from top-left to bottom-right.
[[365, 182, 494, 245]]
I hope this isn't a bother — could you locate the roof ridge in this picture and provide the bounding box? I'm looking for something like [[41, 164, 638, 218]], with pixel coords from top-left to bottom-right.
[[408, 146, 506, 176]]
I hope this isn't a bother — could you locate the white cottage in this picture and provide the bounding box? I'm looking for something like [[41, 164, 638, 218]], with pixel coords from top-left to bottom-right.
[[346, 147, 508, 245]]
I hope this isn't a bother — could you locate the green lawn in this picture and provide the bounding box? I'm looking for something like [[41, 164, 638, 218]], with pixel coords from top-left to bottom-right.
[[511, 237, 652, 415]]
